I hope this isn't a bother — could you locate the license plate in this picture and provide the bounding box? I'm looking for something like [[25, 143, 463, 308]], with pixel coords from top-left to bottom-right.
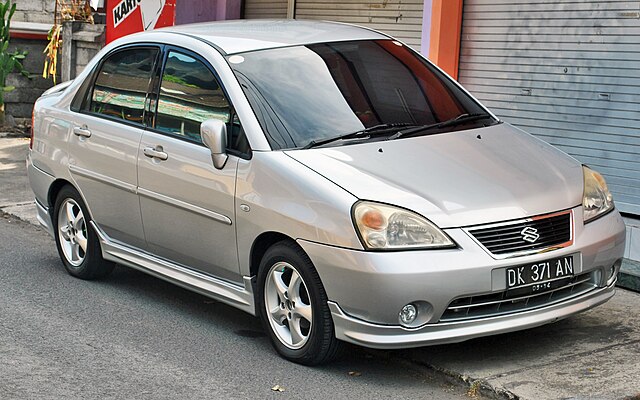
[[506, 255, 575, 291]]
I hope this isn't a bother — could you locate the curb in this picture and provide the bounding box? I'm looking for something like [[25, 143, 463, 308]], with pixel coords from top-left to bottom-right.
[[0, 131, 30, 139], [405, 358, 518, 400], [619, 259, 640, 293]]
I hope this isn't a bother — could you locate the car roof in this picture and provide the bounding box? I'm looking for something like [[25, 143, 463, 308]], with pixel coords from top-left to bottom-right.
[[157, 19, 390, 55]]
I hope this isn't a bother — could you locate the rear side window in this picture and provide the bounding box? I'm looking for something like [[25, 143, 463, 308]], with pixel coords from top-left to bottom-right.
[[154, 51, 231, 144], [89, 48, 158, 125]]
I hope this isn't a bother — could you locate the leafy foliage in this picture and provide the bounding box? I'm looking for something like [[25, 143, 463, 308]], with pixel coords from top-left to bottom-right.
[[0, 0, 29, 109]]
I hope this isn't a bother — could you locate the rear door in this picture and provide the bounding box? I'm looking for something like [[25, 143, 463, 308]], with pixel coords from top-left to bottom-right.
[[68, 46, 160, 247], [137, 47, 242, 283]]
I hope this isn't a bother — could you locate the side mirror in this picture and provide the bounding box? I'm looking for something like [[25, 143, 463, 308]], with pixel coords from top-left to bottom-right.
[[200, 119, 228, 169]]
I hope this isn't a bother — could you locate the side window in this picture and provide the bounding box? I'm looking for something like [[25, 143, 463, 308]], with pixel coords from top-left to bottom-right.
[[89, 48, 158, 125], [155, 51, 231, 144]]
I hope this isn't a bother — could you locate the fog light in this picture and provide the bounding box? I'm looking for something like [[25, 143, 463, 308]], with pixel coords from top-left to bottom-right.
[[399, 304, 417, 325]]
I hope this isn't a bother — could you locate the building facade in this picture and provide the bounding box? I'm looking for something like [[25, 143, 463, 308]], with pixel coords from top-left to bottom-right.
[[12, 0, 640, 267]]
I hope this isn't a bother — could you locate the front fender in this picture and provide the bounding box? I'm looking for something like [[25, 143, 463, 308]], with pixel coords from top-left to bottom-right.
[[235, 151, 361, 276]]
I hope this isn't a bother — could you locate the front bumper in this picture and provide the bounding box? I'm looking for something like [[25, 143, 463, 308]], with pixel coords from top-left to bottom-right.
[[327, 283, 615, 349], [298, 206, 626, 349]]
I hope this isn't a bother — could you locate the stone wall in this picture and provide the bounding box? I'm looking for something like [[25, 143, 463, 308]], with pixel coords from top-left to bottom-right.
[[13, 0, 54, 23], [6, 3, 106, 119], [4, 1, 55, 118], [61, 21, 105, 82], [5, 38, 52, 119]]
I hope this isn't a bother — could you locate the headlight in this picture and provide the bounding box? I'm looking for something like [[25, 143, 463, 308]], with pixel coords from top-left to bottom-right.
[[352, 201, 455, 250], [583, 166, 614, 223]]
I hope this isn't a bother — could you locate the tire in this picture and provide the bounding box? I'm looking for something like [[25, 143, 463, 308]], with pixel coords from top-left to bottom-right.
[[52, 185, 114, 280], [257, 240, 342, 365]]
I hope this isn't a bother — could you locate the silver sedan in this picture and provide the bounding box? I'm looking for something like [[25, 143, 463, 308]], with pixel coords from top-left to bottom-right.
[[27, 20, 626, 365]]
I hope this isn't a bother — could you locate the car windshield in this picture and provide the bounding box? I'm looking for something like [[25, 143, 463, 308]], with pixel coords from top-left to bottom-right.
[[228, 40, 491, 150]]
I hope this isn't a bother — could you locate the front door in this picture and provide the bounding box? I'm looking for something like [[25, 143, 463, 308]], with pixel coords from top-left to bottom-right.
[[137, 49, 240, 283]]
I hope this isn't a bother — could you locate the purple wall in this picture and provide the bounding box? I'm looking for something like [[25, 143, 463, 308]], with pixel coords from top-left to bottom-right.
[[175, 0, 241, 24]]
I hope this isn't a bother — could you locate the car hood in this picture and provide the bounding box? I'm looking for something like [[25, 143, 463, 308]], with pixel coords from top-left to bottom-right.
[[284, 123, 583, 228]]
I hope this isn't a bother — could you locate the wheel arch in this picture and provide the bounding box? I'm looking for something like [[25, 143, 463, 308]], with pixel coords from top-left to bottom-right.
[[48, 179, 74, 211], [249, 231, 297, 279], [47, 179, 93, 221]]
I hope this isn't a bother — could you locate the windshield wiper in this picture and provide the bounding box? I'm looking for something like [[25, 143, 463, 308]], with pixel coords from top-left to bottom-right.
[[388, 113, 495, 140], [302, 122, 415, 149]]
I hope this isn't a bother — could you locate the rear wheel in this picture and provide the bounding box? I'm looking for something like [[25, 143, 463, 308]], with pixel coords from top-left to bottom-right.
[[53, 186, 114, 280], [257, 241, 342, 365]]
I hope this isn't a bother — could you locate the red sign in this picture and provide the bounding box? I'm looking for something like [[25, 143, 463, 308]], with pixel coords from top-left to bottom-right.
[[106, 0, 176, 44]]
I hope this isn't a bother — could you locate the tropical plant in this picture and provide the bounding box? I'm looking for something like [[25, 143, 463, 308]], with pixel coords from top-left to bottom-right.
[[43, 0, 93, 84], [0, 0, 29, 125]]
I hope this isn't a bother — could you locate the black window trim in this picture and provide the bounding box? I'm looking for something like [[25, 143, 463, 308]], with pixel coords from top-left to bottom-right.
[[146, 44, 252, 159], [72, 42, 163, 131]]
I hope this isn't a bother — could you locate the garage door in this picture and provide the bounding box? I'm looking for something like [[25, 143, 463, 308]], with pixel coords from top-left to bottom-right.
[[459, 0, 640, 216], [295, 0, 424, 50], [243, 0, 288, 19], [243, 0, 424, 50]]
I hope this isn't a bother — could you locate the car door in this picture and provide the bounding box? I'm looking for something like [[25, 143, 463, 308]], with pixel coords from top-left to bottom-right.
[[68, 45, 160, 248], [137, 47, 242, 283]]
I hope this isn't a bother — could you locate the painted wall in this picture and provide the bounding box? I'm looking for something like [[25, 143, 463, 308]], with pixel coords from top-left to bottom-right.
[[423, 0, 463, 79], [175, 0, 241, 24]]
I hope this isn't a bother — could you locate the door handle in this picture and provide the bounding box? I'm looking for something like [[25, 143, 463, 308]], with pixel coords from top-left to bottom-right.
[[143, 146, 168, 161], [73, 126, 91, 138]]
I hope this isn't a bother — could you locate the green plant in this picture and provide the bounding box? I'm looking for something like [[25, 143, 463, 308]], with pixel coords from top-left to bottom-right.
[[0, 0, 29, 125]]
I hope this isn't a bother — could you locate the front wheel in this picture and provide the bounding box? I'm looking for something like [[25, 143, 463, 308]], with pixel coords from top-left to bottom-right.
[[257, 241, 342, 365]]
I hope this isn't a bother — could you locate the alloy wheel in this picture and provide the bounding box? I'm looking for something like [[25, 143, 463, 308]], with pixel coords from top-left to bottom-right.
[[264, 261, 313, 349], [57, 198, 88, 267]]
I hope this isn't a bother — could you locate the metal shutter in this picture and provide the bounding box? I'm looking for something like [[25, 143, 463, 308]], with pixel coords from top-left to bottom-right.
[[459, 0, 640, 216], [294, 0, 424, 50], [244, 0, 288, 19]]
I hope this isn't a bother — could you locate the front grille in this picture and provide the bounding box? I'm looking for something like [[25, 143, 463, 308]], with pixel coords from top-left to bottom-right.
[[440, 271, 598, 323], [467, 211, 572, 257]]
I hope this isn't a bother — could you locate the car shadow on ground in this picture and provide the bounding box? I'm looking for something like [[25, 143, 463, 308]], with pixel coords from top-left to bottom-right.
[[86, 264, 469, 393]]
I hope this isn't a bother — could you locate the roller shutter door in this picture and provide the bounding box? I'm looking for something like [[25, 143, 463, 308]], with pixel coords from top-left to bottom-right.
[[459, 0, 640, 215], [243, 0, 424, 50], [295, 0, 424, 50], [243, 0, 288, 19]]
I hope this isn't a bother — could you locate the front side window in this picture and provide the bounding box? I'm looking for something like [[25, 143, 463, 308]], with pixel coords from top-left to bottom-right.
[[90, 48, 158, 125], [154, 51, 231, 144], [229, 40, 493, 150]]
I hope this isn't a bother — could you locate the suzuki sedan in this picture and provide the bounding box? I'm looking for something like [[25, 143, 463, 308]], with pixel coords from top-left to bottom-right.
[[27, 20, 626, 365]]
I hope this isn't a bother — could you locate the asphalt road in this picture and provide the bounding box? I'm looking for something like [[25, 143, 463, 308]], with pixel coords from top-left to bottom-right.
[[0, 213, 476, 400]]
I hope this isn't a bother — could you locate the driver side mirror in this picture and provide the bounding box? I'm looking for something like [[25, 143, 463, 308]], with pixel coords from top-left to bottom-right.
[[201, 119, 228, 169]]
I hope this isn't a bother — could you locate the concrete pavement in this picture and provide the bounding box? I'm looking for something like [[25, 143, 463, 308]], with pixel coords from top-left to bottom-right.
[[0, 137, 38, 225], [2, 136, 640, 399]]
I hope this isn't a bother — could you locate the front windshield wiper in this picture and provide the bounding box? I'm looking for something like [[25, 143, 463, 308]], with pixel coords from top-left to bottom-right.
[[388, 113, 495, 140], [302, 122, 415, 149]]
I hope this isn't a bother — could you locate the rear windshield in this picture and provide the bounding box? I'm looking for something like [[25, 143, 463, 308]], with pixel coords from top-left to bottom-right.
[[228, 40, 489, 150]]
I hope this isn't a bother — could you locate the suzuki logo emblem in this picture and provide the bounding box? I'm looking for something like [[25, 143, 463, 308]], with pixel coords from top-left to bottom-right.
[[520, 227, 540, 243]]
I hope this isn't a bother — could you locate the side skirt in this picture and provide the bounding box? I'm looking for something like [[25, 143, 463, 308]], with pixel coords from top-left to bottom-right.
[[90, 221, 256, 316]]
